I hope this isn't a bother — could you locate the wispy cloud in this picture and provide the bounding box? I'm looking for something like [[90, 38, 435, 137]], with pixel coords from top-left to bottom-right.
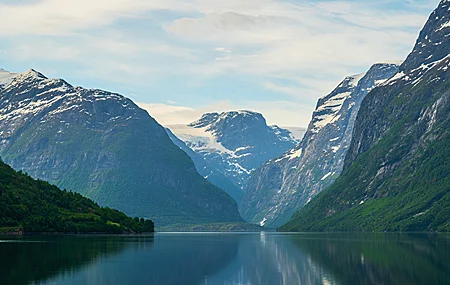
[[215, 48, 232, 53], [0, 0, 439, 126], [138, 99, 313, 127], [138, 101, 233, 126], [263, 82, 304, 98]]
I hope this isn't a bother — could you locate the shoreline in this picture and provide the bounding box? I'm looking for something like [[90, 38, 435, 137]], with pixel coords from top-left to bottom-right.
[[0, 228, 155, 236]]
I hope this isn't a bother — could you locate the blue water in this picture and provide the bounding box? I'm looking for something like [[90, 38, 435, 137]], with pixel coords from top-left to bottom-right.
[[1, 232, 449, 285]]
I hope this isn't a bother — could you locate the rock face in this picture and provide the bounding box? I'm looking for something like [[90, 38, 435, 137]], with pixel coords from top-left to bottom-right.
[[0, 69, 243, 226], [167, 111, 301, 200], [241, 62, 400, 228], [281, 0, 450, 232]]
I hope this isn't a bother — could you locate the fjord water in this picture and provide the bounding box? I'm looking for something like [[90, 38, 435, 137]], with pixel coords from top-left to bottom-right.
[[1, 233, 449, 285]]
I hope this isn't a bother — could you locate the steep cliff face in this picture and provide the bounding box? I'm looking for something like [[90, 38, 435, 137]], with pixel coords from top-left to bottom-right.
[[241, 62, 400, 228], [281, 0, 450, 232], [0, 69, 243, 226], [167, 111, 300, 194], [345, 0, 450, 167]]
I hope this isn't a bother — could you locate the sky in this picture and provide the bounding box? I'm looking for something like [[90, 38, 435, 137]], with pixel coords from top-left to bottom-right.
[[0, 0, 440, 127]]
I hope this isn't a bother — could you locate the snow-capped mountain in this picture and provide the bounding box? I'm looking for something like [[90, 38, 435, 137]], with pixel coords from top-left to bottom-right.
[[166, 127, 244, 202], [282, 0, 450, 232], [167, 111, 302, 196], [241, 62, 401, 228], [0, 68, 243, 226]]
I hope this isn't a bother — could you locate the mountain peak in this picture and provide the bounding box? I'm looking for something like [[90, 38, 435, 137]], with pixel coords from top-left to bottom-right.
[[189, 110, 264, 129], [171, 110, 298, 193], [374, 60, 404, 66], [24, 68, 47, 78], [216, 110, 264, 122], [400, 0, 450, 74], [189, 112, 220, 128], [313, 61, 401, 134], [222, 110, 261, 116], [14, 69, 48, 82]]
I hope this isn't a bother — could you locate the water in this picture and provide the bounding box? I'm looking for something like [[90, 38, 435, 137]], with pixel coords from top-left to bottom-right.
[[0, 232, 449, 285]]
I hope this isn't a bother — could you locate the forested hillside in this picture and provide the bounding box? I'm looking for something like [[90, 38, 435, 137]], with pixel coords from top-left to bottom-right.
[[0, 160, 154, 233]]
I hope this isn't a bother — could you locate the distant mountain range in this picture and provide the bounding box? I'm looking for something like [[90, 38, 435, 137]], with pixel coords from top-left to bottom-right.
[[0, 69, 243, 227], [281, 0, 450, 232], [241, 62, 401, 228], [167, 111, 304, 201]]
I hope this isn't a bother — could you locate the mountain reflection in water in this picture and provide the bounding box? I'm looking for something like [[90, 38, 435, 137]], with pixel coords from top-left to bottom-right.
[[0, 233, 448, 285]]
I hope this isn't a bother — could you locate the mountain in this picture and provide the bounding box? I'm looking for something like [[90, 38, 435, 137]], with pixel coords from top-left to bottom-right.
[[281, 0, 450, 232], [0, 69, 243, 226], [241, 62, 400, 228], [167, 111, 301, 197], [0, 159, 154, 233], [166, 128, 244, 202]]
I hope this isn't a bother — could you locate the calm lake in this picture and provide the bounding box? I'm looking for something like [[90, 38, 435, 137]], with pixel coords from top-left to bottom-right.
[[0, 232, 449, 285]]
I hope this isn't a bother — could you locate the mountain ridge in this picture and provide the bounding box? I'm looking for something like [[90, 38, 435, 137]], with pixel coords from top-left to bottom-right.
[[281, 0, 450, 232], [0, 68, 244, 227]]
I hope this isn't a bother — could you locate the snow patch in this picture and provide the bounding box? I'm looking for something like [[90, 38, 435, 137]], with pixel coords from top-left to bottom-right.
[[312, 89, 354, 133], [437, 20, 450, 31], [274, 156, 287, 163], [260, 217, 268, 227], [321, 172, 332, 181], [385, 72, 407, 85], [235, 146, 251, 152], [375, 60, 404, 66], [331, 145, 341, 153], [168, 124, 233, 155], [288, 148, 303, 160]]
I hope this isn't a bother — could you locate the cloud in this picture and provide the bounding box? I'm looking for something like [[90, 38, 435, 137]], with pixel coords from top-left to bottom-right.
[[0, 0, 439, 126], [0, 0, 195, 36], [138, 103, 197, 125], [263, 82, 304, 98], [215, 47, 232, 53], [138, 99, 312, 127], [165, 2, 428, 77], [162, 1, 435, 101], [138, 101, 233, 125]]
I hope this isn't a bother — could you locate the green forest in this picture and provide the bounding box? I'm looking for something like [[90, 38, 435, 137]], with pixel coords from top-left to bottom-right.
[[0, 160, 154, 234]]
